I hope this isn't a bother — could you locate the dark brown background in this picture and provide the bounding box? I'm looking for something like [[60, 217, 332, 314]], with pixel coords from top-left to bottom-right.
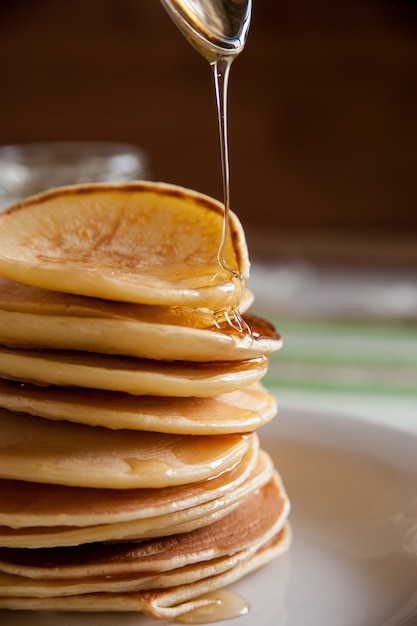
[[0, 0, 416, 265]]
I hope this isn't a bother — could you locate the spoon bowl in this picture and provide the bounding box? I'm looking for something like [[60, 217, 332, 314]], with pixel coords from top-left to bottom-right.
[[160, 0, 252, 62]]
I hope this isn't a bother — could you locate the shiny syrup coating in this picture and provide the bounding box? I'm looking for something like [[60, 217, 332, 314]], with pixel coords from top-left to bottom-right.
[[210, 311, 281, 342], [244, 313, 281, 341]]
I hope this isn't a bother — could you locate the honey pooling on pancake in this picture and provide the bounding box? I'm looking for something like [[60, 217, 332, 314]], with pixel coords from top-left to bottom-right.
[[0, 182, 290, 621]]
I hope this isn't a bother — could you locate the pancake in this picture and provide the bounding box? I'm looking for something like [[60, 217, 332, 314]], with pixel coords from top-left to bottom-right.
[[0, 547, 268, 596], [0, 379, 277, 434], [0, 181, 249, 309], [0, 278, 279, 363], [0, 408, 254, 489], [0, 468, 288, 579], [0, 449, 274, 549], [0, 309, 280, 363], [0, 346, 269, 397], [0, 440, 260, 529], [0, 276, 254, 318], [0, 502, 239, 550]]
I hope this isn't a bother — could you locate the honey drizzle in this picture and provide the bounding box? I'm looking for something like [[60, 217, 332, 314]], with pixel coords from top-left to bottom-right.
[[211, 57, 251, 336]]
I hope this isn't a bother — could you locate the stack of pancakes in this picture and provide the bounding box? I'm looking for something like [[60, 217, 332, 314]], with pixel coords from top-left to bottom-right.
[[0, 182, 290, 620]]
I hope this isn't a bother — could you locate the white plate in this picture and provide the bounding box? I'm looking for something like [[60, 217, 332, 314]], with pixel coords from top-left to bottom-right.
[[1, 408, 417, 626]]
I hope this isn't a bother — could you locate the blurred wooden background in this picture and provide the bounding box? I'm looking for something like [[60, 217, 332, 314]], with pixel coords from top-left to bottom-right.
[[0, 0, 416, 265]]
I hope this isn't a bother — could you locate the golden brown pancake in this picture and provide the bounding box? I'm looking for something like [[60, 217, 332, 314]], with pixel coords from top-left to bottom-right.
[[0, 547, 266, 596], [0, 346, 269, 396], [0, 408, 254, 489], [0, 379, 276, 434], [0, 275, 253, 319], [0, 277, 281, 363], [0, 182, 249, 309]]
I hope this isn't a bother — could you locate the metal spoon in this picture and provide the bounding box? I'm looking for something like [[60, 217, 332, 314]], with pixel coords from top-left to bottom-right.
[[159, 0, 252, 62]]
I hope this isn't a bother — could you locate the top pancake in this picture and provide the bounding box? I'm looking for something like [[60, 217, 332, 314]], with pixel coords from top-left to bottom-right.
[[0, 181, 249, 309]]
